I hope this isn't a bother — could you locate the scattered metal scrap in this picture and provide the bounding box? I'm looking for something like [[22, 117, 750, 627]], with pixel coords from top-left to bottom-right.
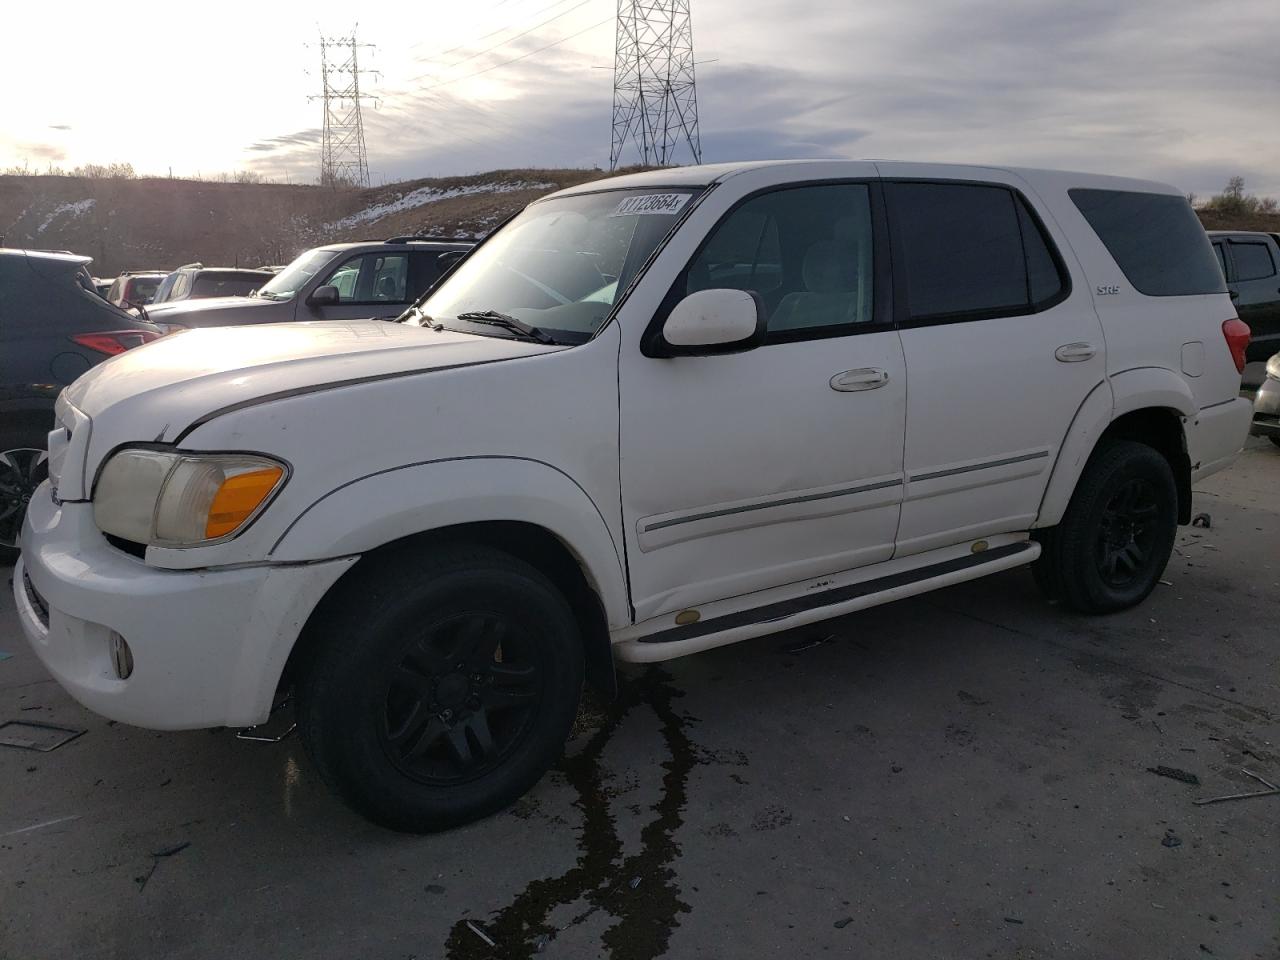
[[0, 720, 85, 752], [1191, 513, 1212, 529], [464, 921, 496, 948], [1193, 769, 1280, 806]]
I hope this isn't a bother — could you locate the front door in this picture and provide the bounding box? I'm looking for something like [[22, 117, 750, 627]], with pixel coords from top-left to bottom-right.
[[305, 251, 417, 321], [618, 181, 907, 622], [885, 177, 1108, 556]]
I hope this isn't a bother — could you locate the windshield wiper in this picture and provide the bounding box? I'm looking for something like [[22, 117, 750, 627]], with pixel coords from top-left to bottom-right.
[[454, 310, 556, 344]]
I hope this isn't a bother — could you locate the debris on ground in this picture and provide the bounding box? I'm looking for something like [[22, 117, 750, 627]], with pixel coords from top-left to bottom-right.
[[135, 840, 191, 892], [1161, 829, 1182, 848], [833, 917, 853, 929], [1191, 513, 1211, 528], [957, 690, 991, 706], [1147, 765, 1200, 785], [424, 884, 446, 895], [0, 720, 86, 752], [628, 876, 642, 890], [1193, 769, 1280, 806], [465, 920, 496, 948], [1004, 917, 1024, 925], [787, 634, 834, 654]]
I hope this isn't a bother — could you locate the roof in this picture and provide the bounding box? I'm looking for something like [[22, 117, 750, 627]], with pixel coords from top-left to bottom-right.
[[318, 238, 476, 254], [549, 159, 1182, 200], [1206, 229, 1279, 238], [0, 247, 91, 266]]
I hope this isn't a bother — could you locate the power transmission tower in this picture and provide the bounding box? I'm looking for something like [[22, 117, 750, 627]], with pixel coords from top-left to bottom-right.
[[309, 29, 375, 188], [610, 0, 701, 169]]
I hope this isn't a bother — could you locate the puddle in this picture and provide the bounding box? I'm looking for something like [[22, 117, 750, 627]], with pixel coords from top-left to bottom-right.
[[444, 667, 695, 960]]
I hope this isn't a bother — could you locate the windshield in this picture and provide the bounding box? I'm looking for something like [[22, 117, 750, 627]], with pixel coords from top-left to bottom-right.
[[413, 187, 701, 343], [257, 248, 334, 301]]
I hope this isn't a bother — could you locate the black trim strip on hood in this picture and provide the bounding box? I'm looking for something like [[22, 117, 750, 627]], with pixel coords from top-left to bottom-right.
[[171, 356, 521, 443]]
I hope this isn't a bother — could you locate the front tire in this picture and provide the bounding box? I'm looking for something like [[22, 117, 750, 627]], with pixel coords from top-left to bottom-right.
[[1032, 440, 1177, 614], [296, 543, 584, 833]]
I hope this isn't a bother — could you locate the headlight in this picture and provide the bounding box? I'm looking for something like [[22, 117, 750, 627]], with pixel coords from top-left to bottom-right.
[[94, 448, 286, 547], [1266, 353, 1280, 381]]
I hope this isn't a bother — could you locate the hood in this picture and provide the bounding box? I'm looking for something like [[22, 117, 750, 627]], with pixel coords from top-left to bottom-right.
[[145, 295, 271, 318], [58, 320, 564, 497]]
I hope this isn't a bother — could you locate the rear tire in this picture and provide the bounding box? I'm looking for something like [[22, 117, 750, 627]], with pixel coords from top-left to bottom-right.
[[1032, 440, 1177, 614], [296, 543, 583, 833]]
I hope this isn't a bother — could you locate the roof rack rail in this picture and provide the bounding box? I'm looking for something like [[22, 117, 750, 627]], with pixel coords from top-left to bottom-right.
[[176, 262, 203, 270], [119, 269, 169, 275], [382, 235, 472, 245]]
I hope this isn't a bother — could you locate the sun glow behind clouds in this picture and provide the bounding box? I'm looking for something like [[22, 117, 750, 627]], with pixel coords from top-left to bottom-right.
[[2, 0, 581, 179]]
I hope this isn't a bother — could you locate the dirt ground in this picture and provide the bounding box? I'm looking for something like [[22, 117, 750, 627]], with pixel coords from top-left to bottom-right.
[[1, 439, 1277, 960]]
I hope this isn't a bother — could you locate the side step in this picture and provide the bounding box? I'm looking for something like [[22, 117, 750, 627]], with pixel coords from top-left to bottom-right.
[[614, 540, 1039, 663]]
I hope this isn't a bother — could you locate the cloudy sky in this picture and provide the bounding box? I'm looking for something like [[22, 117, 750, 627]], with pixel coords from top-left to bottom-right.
[[5, 0, 1278, 196]]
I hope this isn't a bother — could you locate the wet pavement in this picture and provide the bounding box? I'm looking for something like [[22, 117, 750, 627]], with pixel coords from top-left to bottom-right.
[[2, 439, 1277, 959]]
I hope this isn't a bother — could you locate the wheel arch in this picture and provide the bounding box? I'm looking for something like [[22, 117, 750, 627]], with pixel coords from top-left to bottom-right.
[[271, 458, 628, 700], [1038, 371, 1194, 528]]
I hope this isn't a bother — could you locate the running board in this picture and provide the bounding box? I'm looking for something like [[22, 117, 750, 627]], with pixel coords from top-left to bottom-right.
[[614, 540, 1039, 663]]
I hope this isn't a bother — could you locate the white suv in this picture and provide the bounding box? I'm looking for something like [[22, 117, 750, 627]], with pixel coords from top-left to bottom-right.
[[14, 160, 1253, 832]]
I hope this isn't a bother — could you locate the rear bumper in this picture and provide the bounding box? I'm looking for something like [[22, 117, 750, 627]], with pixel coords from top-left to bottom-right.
[[14, 483, 356, 729], [1251, 378, 1280, 439], [1189, 397, 1253, 482]]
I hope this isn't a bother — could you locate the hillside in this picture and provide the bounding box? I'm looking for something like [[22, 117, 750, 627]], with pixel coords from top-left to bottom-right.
[[2, 169, 1276, 277], [0, 168, 632, 276]]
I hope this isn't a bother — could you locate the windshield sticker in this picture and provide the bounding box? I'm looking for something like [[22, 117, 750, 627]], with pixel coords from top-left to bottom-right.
[[609, 193, 691, 217]]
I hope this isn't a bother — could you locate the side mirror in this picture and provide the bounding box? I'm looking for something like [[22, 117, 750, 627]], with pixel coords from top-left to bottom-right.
[[309, 284, 340, 306], [658, 288, 765, 355]]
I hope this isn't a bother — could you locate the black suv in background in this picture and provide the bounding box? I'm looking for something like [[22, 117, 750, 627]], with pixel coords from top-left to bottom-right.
[[150, 264, 276, 305], [1208, 231, 1280, 385], [143, 237, 473, 329], [0, 249, 162, 556]]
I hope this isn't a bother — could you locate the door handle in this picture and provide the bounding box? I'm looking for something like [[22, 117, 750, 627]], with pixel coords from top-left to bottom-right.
[[830, 368, 890, 391], [1054, 342, 1096, 363]]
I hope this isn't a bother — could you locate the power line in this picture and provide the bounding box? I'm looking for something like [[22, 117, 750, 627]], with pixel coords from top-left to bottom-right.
[[412, 15, 613, 93], [408, 0, 601, 85], [409, 0, 584, 61]]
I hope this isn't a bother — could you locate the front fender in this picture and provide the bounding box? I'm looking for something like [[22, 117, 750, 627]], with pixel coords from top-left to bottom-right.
[[268, 456, 630, 628]]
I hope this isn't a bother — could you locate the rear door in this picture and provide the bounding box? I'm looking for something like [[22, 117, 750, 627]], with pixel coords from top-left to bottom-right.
[[884, 177, 1106, 556], [1225, 237, 1280, 367]]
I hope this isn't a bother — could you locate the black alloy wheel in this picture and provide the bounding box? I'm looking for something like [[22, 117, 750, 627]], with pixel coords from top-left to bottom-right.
[[1094, 477, 1161, 588], [0, 447, 48, 550], [297, 542, 584, 833], [1032, 440, 1177, 614], [381, 612, 542, 785]]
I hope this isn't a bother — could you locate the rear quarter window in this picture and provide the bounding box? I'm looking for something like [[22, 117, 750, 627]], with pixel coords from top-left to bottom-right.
[[1069, 189, 1226, 297]]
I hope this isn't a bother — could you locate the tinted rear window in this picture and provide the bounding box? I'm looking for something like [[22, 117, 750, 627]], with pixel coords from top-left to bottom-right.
[[889, 182, 1066, 322], [1070, 189, 1225, 297], [1231, 242, 1276, 282]]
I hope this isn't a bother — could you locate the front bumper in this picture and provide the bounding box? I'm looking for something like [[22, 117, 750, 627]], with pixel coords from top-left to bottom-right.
[[14, 483, 356, 729], [1251, 378, 1280, 440]]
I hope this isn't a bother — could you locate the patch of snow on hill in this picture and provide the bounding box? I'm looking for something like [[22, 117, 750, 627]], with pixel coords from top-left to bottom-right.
[[38, 199, 96, 233], [331, 181, 555, 230]]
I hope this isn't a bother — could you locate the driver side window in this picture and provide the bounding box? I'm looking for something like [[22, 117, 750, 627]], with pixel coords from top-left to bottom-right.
[[683, 183, 876, 338]]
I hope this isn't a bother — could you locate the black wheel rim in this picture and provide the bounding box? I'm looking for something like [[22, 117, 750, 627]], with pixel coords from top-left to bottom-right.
[[379, 612, 542, 785], [1095, 477, 1159, 588], [0, 448, 48, 549]]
